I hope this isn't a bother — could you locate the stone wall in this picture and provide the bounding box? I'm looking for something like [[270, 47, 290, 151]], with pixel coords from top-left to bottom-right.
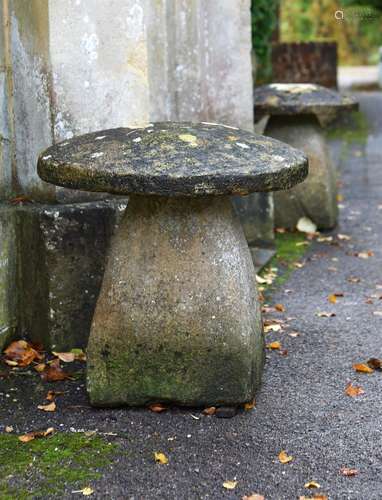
[[0, 0, 272, 350]]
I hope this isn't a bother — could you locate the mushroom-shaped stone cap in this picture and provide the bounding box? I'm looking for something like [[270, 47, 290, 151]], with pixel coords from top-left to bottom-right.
[[38, 122, 308, 197], [253, 83, 358, 121]]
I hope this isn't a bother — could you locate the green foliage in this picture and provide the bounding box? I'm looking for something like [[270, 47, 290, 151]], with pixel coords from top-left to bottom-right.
[[0, 432, 119, 498], [251, 0, 279, 82], [280, 0, 382, 65], [259, 232, 310, 295]]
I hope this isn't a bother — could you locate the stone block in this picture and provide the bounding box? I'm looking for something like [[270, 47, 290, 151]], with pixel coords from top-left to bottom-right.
[[0, 205, 18, 351], [17, 199, 127, 351]]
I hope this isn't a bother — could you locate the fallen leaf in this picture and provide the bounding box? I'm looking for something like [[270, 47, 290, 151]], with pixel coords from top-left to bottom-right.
[[266, 341, 281, 350], [242, 494, 265, 500], [3, 340, 42, 367], [278, 450, 293, 464], [18, 427, 54, 443], [72, 487, 94, 496], [52, 351, 75, 363], [289, 332, 300, 338], [347, 276, 361, 283], [244, 399, 256, 411], [317, 312, 336, 318], [4, 359, 18, 366], [40, 358, 72, 382], [223, 480, 237, 490], [34, 363, 46, 373], [345, 382, 365, 397], [338, 234, 351, 241], [355, 251, 374, 259], [148, 403, 168, 413], [154, 451, 168, 464], [328, 294, 337, 304], [299, 496, 328, 500], [340, 467, 359, 476], [264, 324, 282, 333], [304, 481, 320, 489], [275, 303, 286, 312], [297, 217, 317, 234], [38, 402, 56, 412], [352, 363, 373, 374], [367, 358, 382, 370], [5, 426, 13, 433], [46, 390, 64, 401], [9, 195, 33, 205], [203, 406, 216, 416]]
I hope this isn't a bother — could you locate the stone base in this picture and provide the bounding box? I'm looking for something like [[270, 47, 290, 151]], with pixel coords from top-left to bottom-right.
[[87, 196, 264, 407], [17, 199, 127, 350], [266, 115, 338, 230], [0, 205, 18, 351]]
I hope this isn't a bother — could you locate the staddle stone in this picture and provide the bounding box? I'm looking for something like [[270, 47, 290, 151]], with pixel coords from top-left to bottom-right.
[[253, 84, 358, 229], [38, 122, 308, 407]]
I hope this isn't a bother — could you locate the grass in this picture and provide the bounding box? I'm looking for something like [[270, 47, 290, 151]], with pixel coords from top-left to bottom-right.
[[259, 231, 310, 297], [326, 110, 369, 146], [0, 432, 119, 499]]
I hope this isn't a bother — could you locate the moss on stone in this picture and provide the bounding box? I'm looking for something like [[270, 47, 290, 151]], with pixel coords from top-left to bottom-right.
[[0, 432, 119, 498], [325, 110, 369, 145]]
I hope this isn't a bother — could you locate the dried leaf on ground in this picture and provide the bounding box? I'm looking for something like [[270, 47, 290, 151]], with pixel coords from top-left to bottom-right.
[[154, 451, 168, 464], [299, 496, 328, 500], [52, 351, 75, 363], [242, 494, 265, 500], [40, 358, 72, 382], [340, 467, 359, 476], [352, 363, 374, 374], [18, 427, 54, 443], [275, 304, 286, 312], [264, 324, 282, 333], [266, 341, 281, 350], [46, 390, 64, 401], [5, 426, 13, 433], [278, 450, 293, 464], [223, 480, 237, 490], [345, 382, 365, 397], [355, 251, 374, 259], [38, 402, 56, 412], [34, 363, 46, 373], [338, 234, 351, 241], [244, 399, 256, 411], [297, 217, 317, 234], [72, 487, 94, 496], [3, 340, 42, 367], [203, 406, 216, 416], [317, 312, 336, 318], [148, 403, 168, 413], [367, 358, 382, 370], [304, 481, 320, 489], [328, 294, 337, 304], [347, 276, 361, 283]]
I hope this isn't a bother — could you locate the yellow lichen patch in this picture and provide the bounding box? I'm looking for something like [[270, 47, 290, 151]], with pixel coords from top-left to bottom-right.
[[178, 134, 198, 147], [265, 95, 280, 106], [227, 135, 239, 141]]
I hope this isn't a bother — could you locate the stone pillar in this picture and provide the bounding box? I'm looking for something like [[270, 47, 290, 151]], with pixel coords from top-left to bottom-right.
[[0, 0, 273, 350]]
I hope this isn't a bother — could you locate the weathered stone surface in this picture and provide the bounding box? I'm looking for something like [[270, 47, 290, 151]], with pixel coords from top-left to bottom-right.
[[0, 205, 18, 351], [18, 200, 127, 350], [253, 84, 358, 124], [38, 123, 308, 197], [267, 115, 338, 229], [87, 196, 264, 407]]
